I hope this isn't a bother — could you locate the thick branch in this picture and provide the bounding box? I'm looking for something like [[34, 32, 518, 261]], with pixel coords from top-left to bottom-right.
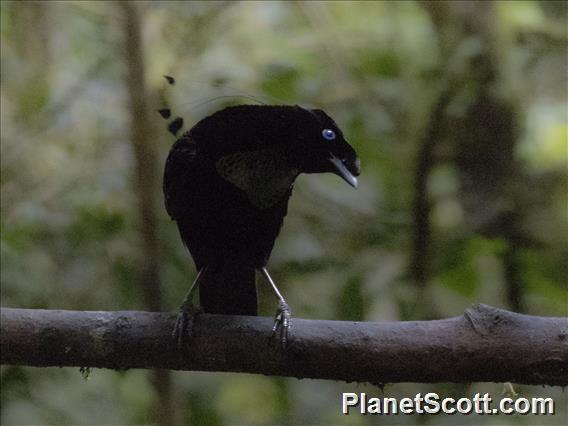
[[1, 305, 566, 386]]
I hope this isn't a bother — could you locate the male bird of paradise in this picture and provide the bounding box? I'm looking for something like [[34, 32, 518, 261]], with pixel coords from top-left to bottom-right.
[[161, 76, 360, 348]]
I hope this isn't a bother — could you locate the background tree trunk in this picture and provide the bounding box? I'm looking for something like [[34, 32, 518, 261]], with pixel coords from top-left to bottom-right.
[[120, 3, 178, 426]]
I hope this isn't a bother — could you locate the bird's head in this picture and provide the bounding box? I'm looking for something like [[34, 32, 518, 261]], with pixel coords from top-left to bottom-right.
[[292, 107, 360, 188]]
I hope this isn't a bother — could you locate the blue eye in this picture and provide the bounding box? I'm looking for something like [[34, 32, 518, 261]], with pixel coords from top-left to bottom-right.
[[322, 128, 336, 140]]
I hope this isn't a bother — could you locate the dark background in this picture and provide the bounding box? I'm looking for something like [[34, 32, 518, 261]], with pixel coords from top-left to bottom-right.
[[1, 1, 566, 425]]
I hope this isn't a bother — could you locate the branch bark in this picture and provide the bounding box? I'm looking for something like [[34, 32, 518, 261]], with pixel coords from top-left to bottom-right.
[[1, 305, 566, 386]]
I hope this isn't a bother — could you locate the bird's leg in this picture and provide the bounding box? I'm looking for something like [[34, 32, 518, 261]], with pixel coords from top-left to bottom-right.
[[173, 266, 208, 350], [260, 267, 291, 348]]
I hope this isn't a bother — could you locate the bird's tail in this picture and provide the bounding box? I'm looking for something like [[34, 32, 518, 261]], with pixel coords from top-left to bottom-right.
[[199, 263, 257, 316]]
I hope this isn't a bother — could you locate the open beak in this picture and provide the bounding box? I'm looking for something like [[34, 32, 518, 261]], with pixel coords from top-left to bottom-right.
[[329, 155, 358, 188]]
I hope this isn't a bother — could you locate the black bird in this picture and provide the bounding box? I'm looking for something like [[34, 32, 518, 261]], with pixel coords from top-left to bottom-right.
[[163, 99, 360, 347]]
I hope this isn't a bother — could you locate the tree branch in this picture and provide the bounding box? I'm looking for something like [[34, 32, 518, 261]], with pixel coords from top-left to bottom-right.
[[1, 305, 566, 386]]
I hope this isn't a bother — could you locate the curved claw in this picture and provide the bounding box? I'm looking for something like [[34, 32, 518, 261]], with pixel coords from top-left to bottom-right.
[[271, 300, 292, 348], [172, 305, 199, 351], [172, 267, 208, 351]]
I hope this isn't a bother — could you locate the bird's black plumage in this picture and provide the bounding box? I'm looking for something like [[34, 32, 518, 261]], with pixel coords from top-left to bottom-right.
[[163, 103, 359, 343]]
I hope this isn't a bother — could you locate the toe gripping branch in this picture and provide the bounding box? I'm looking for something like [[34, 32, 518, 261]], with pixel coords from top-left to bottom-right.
[[172, 267, 208, 350], [261, 267, 291, 348], [173, 266, 291, 350]]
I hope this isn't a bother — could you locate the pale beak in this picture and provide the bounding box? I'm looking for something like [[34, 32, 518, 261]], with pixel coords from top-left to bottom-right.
[[329, 155, 358, 188]]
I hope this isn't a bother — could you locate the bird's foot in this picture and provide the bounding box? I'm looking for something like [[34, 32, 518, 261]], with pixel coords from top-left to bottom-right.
[[271, 299, 291, 348], [172, 304, 200, 351]]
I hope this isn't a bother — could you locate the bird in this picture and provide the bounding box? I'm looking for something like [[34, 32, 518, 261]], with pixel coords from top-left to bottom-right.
[[161, 78, 360, 348]]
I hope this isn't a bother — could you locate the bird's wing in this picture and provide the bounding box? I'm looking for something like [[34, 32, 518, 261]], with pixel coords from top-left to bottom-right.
[[215, 149, 298, 209]]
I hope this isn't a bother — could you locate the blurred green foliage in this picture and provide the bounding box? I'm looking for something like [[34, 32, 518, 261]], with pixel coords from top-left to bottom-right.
[[1, 1, 566, 425]]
